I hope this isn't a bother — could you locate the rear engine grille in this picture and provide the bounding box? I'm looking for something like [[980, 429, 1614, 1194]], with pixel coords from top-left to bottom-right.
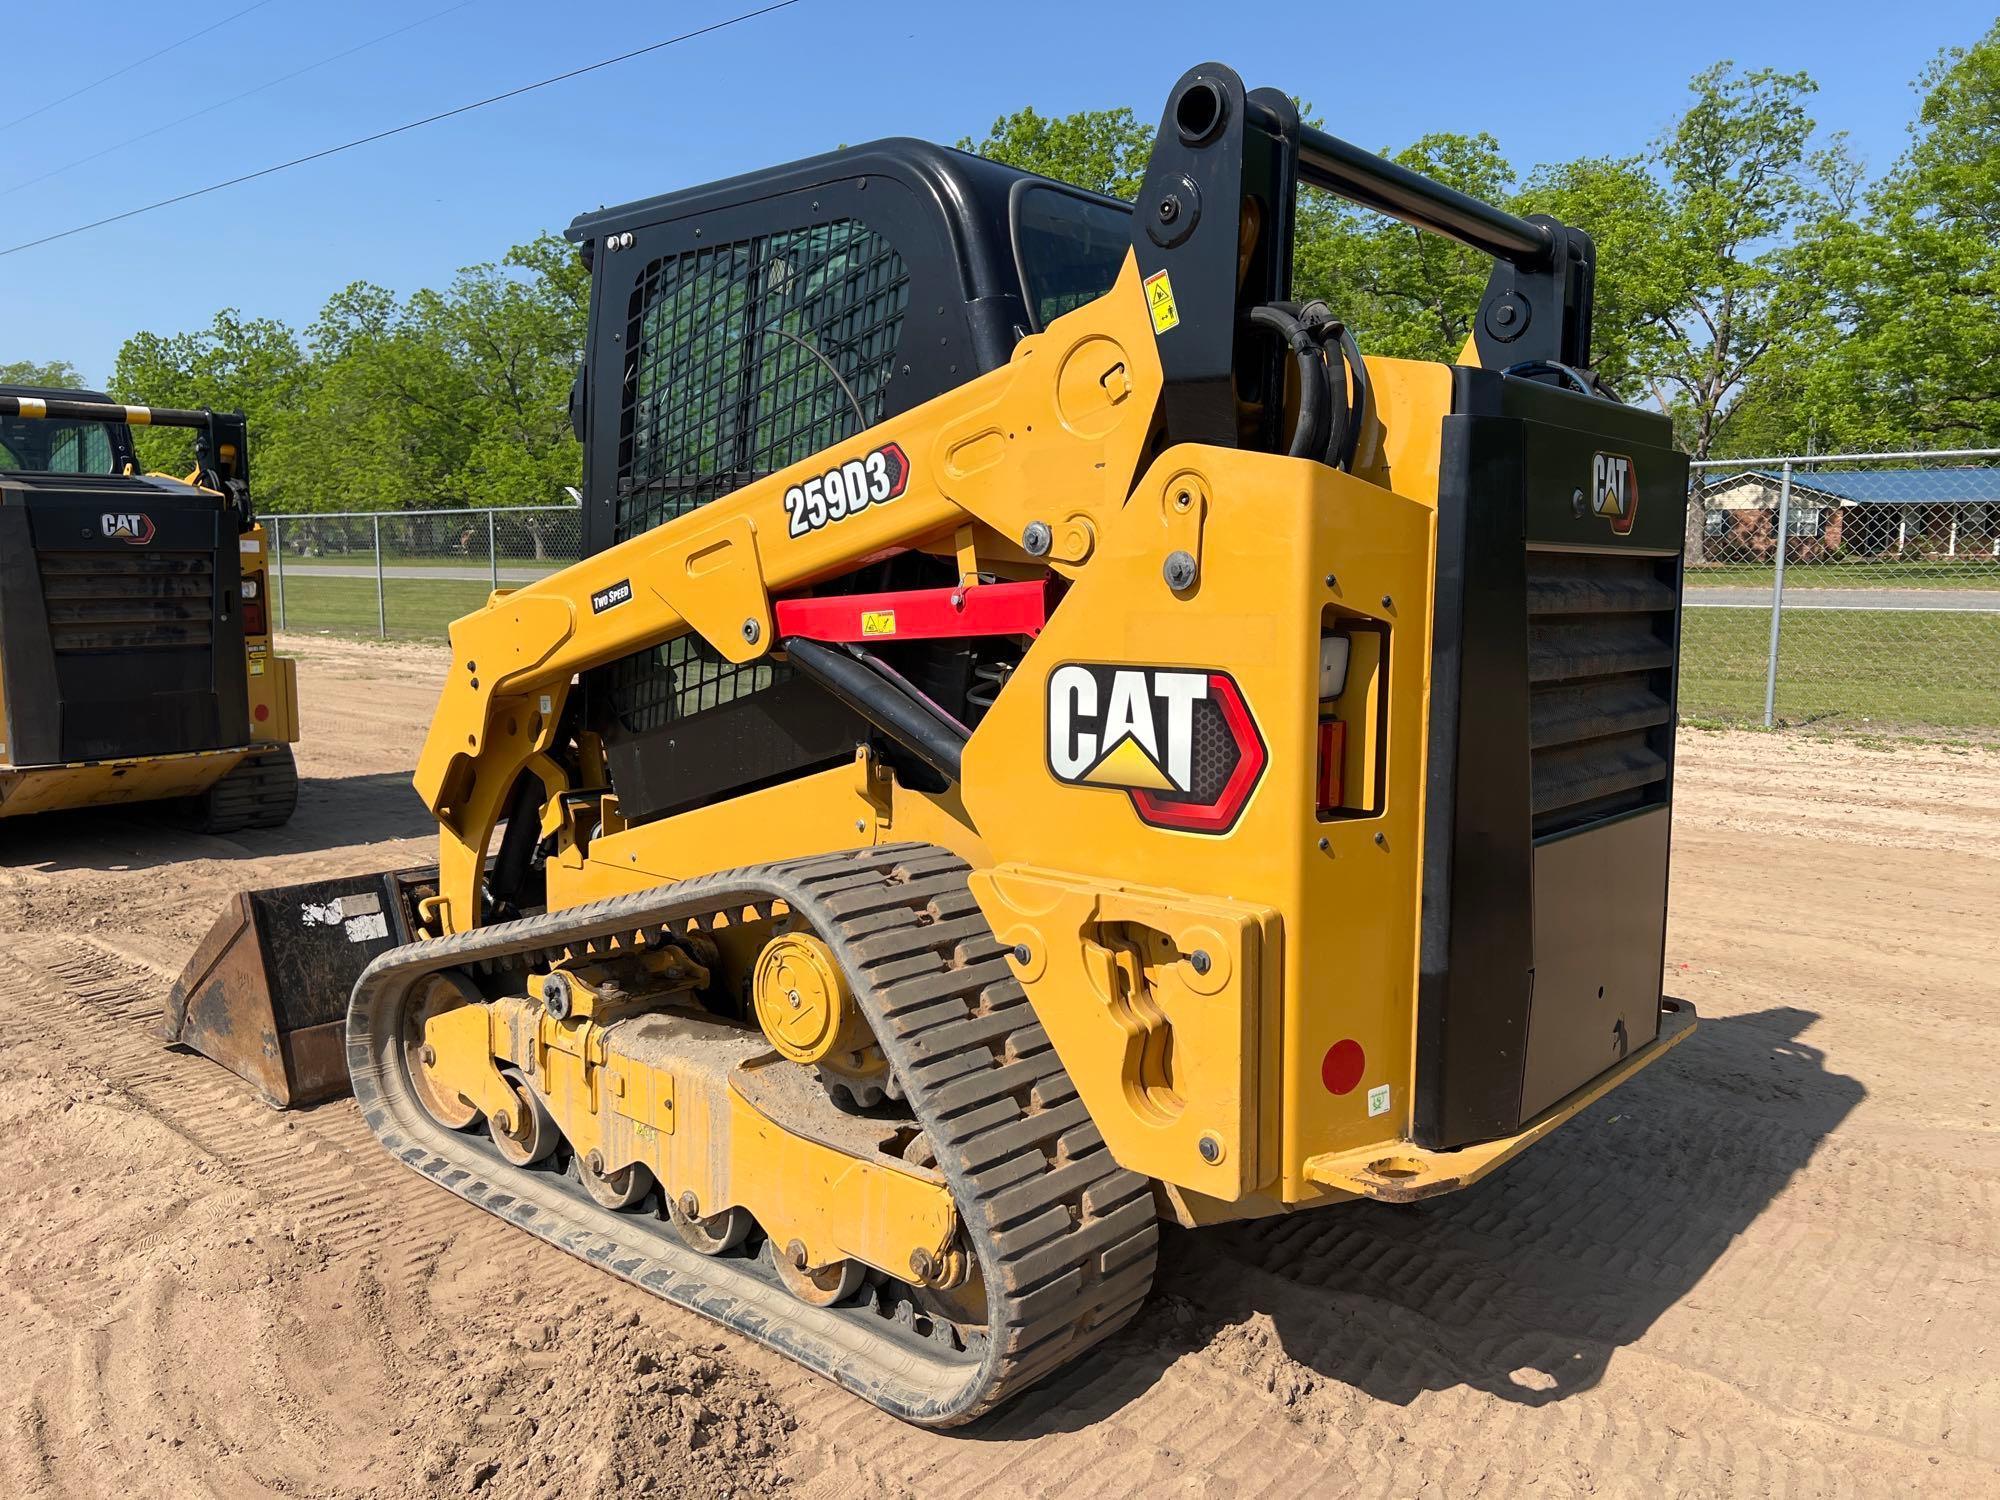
[[1526, 550, 1677, 835], [38, 550, 215, 651]]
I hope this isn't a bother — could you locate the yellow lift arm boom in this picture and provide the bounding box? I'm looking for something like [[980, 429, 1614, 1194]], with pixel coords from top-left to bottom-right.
[[414, 256, 1167, 932]]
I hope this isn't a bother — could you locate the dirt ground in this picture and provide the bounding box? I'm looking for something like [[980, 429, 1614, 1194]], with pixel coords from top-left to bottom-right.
[[1, 635, 1994, 1499]]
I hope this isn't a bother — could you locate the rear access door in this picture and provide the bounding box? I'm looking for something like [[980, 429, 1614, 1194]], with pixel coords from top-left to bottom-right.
[[0, 472, 248, 766], [1416, 367, 1687, 1149]]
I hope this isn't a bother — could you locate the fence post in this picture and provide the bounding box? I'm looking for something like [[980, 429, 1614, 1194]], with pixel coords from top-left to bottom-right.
[[487, 509, 499, 595], [1762, 460, 1793, 729], [272, 517, 287, 633], [373, 515, 387, 639]]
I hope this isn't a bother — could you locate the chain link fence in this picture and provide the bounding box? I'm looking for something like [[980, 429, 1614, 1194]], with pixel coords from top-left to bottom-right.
[[1683, 449, 2000, 737], [264, 505, 583, 641], [262, 461, 2000, 740]]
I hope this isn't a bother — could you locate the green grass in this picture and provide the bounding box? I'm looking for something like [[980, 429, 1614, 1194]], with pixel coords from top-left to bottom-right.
[[273, 574, 2000, 738], [1685, 560, 2000, 590], [270, 573, 496, 641], [1678, 606, 2000, 733]]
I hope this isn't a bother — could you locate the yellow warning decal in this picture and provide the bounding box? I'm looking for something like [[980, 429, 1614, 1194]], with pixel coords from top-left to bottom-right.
[[1143, 270, 1180, 335], [861, 609, 897, 637]]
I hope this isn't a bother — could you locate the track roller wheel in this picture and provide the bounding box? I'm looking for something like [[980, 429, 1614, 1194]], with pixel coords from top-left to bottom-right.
[[487, 1068, 558, 1166], [665, 1195, 752, 1256], [579, 1151, 652, 1210], [765, 1238, 864, 1307], [403, 973, 482, 1130]]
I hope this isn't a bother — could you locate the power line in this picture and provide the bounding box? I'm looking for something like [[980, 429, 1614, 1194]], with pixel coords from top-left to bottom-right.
[[2, 2, 480, 200], [0, 0, 283, 134], [0, 1, 803, 259]]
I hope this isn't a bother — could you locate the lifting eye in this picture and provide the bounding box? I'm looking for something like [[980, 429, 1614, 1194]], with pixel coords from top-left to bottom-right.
[[1174, 79, 1226, 145]]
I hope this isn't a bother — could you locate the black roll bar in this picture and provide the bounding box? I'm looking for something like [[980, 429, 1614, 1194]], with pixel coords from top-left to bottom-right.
[[0, 393, 254, 523], [0, 394, 220, 430], [1133, 64, 1600, 448], [1289, 121, 1555, 271]]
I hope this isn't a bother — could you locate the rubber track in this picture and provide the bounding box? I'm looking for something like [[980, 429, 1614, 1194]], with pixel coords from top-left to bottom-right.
[[346, 843, 1159, 1425], [195, 745, 298, 833]]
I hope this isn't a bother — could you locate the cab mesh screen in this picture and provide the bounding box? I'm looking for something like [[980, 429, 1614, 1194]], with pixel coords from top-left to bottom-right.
[[607, 219, 909, 733]]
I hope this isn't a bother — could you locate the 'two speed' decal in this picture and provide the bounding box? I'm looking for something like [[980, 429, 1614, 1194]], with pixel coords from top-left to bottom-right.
[[1047, 664, 1267, 834]]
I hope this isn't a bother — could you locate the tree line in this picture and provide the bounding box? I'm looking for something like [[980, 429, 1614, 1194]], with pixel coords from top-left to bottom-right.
[[12, 20, 1995, 512]]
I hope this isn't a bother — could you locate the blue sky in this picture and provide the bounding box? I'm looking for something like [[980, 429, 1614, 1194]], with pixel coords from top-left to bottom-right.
[[2, 0, 1992, 385]]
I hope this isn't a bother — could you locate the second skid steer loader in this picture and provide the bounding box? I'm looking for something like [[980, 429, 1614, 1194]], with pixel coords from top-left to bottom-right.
[[171, 62, 1693, 1424], [0, 390, 299, 828]]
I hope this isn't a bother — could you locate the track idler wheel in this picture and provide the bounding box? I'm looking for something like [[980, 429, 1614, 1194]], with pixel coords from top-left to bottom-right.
[[766, 1238, 864, 1307], [579, 1151, 653, 1210], [752, 931, 891, 1106], [403, 972, 483, 1130], [488, 1068, 559, 1166]]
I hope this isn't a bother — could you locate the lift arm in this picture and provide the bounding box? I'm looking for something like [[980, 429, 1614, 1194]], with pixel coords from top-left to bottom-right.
[[413, 257, 1168, 932]]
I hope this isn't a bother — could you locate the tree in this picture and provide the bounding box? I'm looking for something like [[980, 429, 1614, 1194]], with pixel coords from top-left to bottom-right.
[[959, 106, 1156, 198], [107, 234, 587, 513], [0, 358, 87, 388], [1772, 23, 2000, 451], [1518, 155, 1676, 398], [1641, 64, 1849, 462], [111, 311, 309, 498]]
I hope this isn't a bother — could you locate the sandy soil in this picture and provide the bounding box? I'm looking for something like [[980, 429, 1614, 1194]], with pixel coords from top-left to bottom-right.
[[1, 635, 1994, 1498]]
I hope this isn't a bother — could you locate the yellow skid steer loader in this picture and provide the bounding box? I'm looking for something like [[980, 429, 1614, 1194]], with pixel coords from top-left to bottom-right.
[[0, 389, 298, 828], [169, 63, 1692, 1424]]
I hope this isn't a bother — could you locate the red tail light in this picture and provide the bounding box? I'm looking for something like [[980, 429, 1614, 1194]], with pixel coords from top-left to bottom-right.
[[242, 569, 269, 637], [1316, 717, 1345, 815]]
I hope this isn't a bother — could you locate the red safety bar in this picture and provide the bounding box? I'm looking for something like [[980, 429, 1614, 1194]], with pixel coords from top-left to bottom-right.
[[773, 580, 1047, 644]]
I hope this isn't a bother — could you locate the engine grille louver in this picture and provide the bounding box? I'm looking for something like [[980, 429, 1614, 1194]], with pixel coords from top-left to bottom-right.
[[1525, 550, 1677, 835], [38, 550, 216, 651]]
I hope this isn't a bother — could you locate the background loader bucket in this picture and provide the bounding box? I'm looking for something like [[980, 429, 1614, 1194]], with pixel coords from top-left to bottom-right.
[[161, 870, 428, 1107]]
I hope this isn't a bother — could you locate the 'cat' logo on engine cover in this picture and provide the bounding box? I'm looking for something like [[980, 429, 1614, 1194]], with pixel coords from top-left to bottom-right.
[[1592, 452, 1637, 536], [1046, 664, 1266, 834], [101, 511, 154, 544]]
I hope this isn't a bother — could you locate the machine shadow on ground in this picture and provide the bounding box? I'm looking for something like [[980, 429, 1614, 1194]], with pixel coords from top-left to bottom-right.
[[0, 771, 433, 872], [979, 1005, 1861, 1435]]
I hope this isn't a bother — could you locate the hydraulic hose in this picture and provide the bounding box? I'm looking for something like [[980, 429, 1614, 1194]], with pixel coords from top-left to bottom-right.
[[1245, 304, 1329, 459]]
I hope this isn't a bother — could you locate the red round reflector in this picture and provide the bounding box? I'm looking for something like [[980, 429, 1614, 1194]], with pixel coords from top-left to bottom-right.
[[1321, 1039, 1365, 1095], [253, 704, 269, 722]]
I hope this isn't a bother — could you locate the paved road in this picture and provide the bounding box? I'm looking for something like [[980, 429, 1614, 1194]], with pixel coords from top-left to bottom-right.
[[1684, 586, 2000, 612]]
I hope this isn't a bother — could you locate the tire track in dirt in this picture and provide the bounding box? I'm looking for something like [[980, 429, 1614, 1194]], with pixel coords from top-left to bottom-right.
[[0, 931, 803, 1499], [1, 639, 1996, 1497]]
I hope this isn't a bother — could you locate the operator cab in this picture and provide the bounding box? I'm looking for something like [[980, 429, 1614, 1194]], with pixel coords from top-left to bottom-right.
[[0, 385, 136, 475], [564, 142, 1131, 823]]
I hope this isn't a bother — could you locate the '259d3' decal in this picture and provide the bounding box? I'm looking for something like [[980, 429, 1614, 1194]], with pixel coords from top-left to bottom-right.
[[783, 441, 909, 538], [1047, 664, 1267, 834]]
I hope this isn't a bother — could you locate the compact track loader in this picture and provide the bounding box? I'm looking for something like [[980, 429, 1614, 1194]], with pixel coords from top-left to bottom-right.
[[0, 389, 298, 829], [173, 63, 1694, 1424]]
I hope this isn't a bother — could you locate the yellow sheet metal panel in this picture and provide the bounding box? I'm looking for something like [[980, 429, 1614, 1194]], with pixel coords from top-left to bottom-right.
[[1355, 356, 1452, 506], [960, 446, 1438, 1205], [0, 747, 247, 818], [1304, 999, 1697, 1203], [552, 753, 988, 909], [972, 865, 1278, 1198]]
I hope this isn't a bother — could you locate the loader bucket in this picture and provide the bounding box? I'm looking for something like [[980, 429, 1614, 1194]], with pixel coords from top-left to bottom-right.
[[161, 869, 431, 1108]]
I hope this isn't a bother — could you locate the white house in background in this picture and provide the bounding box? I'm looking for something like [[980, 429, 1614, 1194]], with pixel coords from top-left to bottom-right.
[[1699, 467, 2000, 562]]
